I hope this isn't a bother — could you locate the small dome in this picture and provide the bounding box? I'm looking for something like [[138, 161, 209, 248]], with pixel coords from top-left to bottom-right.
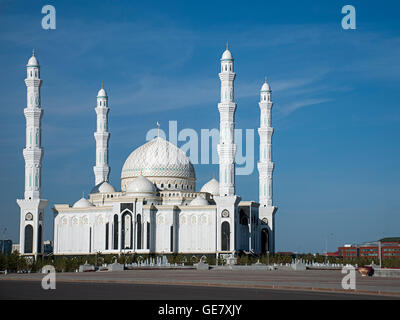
[[200, 178, 219, 196], [221, 49, 233, 60], [27, 56, 39, 67], [97, 87, 107, 97], [126, 175, 156, 193], [91, 181, 116, 194], [190, 195, 209, 206], [261, 79, 271, 92], [73, 197, 94, 208]]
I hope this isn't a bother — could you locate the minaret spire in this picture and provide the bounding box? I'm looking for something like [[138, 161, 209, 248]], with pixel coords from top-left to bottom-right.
[[17, 51, 48, 256], [217, 44, 237, 196], [93, 83, 110, 185]]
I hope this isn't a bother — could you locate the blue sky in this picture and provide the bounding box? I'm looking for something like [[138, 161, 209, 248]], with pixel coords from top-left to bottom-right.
[[0, 0, 399, 252]]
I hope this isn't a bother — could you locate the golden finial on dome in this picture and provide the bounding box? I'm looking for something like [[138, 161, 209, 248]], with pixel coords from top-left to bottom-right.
[[32, 48, 35, 56], [82, 191, 85, 199], [226, 42, 229, 50], [101, 80, 103, 89]]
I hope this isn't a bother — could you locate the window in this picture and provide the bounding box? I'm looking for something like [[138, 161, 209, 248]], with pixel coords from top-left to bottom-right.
[[170, 226, 174, 252], [113, 214, 118, 250], [24, 225, 33, 254], [136, 214, 142, 249], [221, 222, 230, 251], [37, 225, 42, 253], [105, 222, 109, 250], [146, 222, 150, 249]]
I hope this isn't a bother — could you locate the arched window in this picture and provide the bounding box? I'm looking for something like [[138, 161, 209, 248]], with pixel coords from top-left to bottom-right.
[[170, 226, 174, 252], [221, 222, 230, 251], [136, 214, 142, 249], [24, 225, 33, 254], [113, 214, 118, 250], [105, 222, 109, 250], [122, 212, 132, 249], [146, 222, 150, 249], [37, 225, 42, 253], [261, 229, 270, 254]]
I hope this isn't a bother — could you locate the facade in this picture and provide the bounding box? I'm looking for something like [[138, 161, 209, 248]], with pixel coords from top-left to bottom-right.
[[18, 47, 278, 257]]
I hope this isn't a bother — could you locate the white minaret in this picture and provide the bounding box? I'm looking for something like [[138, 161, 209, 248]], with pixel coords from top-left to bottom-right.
[[17, 50, 48, 256], [215, 44, 241, 254], [257, 78, 274, 206], [93, 82, 110, 186], [217, 44, 237, 197], [257, 78, 277, 254]]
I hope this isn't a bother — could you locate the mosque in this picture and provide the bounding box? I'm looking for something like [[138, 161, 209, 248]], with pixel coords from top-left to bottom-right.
[[16, 46, 277, 258]]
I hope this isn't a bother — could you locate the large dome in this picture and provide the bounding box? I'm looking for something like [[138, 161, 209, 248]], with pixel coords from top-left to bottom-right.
[[121, 137, 196, 192]]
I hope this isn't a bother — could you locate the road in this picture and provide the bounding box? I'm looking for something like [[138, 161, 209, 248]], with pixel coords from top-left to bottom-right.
[[1, 269, 400, 300], [0, 280, 397, 300]]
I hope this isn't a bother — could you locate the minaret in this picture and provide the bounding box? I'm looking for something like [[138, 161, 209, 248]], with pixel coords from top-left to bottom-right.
[[214, 44, 241, 255], [217, 43, 237, 197], [257, 78, 274, 206], [93, 82, 110, 186], [17, 50, 48, 256], [257, 78, 277, 254]]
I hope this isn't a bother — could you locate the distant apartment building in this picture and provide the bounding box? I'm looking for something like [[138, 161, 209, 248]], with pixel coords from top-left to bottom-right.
[[338, 238, 400, 260], [338, 244, 358, 259]]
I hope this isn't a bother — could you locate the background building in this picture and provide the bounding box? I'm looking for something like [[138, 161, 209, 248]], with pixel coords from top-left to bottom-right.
[[0, 240, 12, 255], [338, 237, 400, 261]]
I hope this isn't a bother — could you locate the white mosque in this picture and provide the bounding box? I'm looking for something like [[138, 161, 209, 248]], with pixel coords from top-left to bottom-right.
[[16, 46, 277, 258]]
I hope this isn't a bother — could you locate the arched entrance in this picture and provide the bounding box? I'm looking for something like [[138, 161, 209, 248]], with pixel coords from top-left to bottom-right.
[[24, 225, 33, 254], [261, 229, 270, 254], [221, 221, 230, 251], [121, 212, 133, 249]]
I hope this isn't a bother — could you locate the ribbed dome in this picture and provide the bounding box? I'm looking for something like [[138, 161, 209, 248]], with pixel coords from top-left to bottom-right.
[[91, 181, 116, 194], [121, 137, 196, 191], [73, 197, 94, 208], [126, 175, 156, 193], [190, 195, 209, 206], [200, 178, 219, 196]]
